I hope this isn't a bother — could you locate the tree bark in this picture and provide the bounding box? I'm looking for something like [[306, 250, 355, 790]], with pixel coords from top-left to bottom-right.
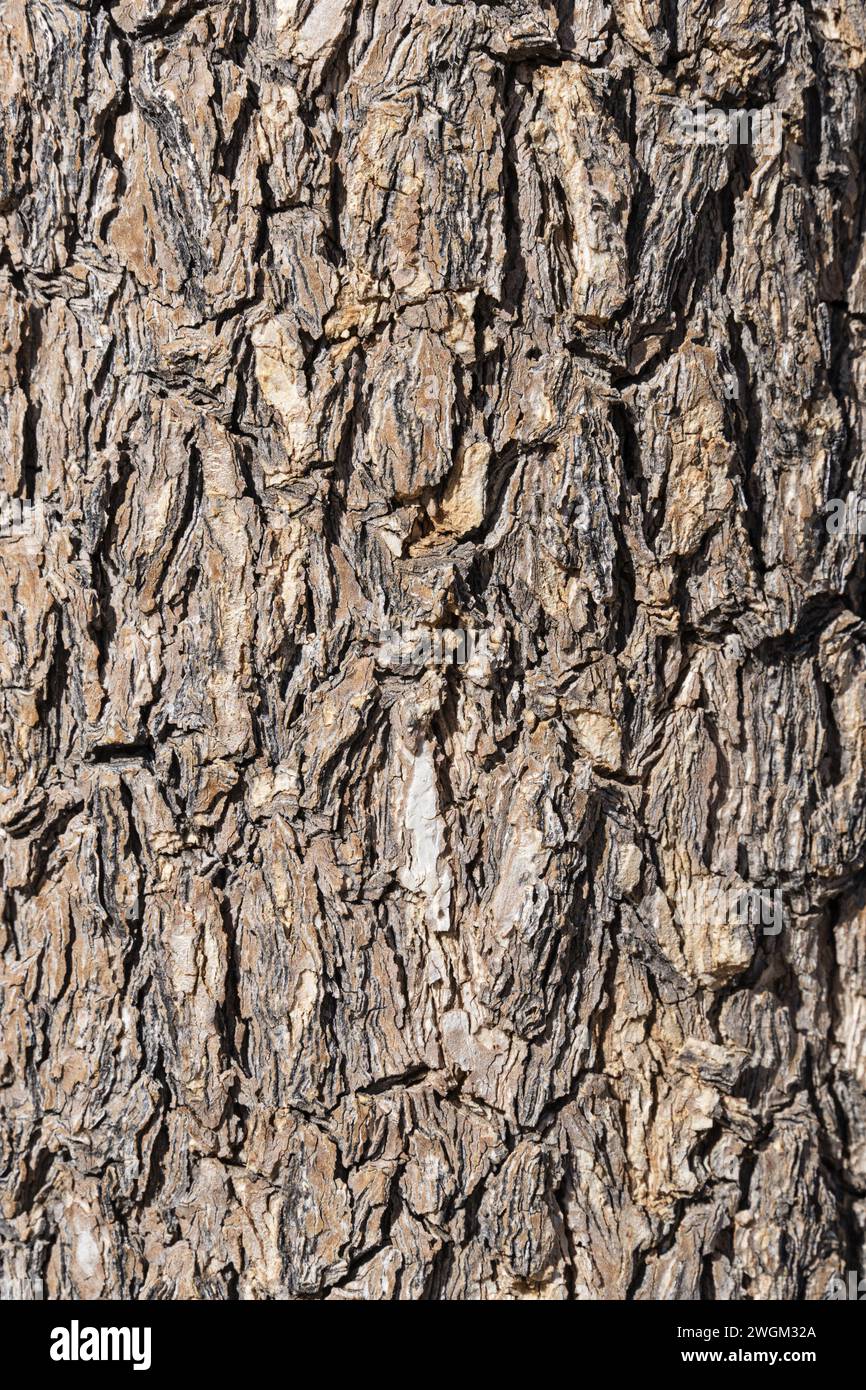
[[2, 0, 866, 1301]]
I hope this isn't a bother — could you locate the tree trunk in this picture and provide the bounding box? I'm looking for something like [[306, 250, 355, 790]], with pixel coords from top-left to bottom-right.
[[2, 0, 866, 1301]]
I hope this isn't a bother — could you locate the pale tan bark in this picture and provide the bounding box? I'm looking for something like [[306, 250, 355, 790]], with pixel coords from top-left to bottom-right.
[[2, 0, 866, 1300]]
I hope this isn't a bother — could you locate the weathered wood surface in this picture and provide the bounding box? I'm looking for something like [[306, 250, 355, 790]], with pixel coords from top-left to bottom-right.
[[1, 0, 866, 1300]]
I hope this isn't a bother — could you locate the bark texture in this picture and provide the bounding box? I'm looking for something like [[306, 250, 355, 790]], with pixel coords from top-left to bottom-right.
[[2, 0, 866, 1302]]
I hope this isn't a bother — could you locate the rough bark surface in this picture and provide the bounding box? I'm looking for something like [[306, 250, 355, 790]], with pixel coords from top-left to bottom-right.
[[2, 0, 866, 1302]]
